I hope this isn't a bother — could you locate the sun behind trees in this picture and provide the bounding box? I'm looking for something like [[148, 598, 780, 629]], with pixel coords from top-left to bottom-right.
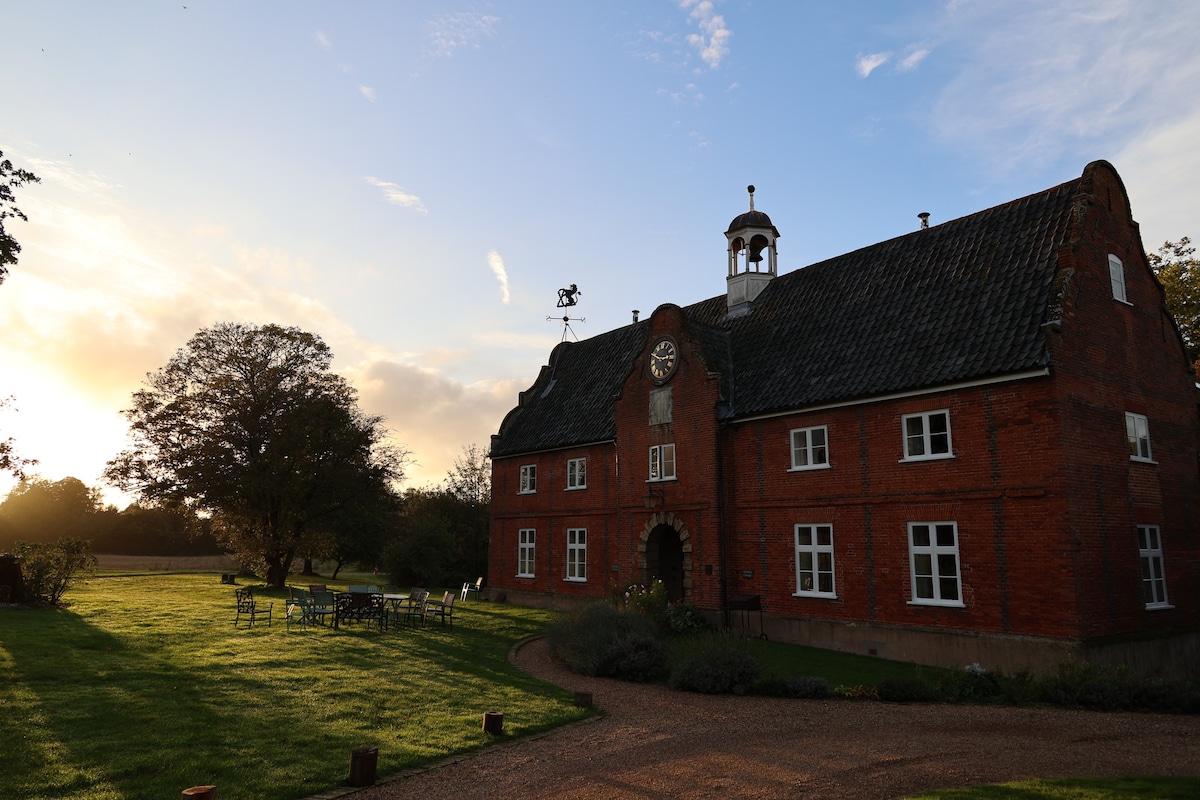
[[104, 322, 408, 588]]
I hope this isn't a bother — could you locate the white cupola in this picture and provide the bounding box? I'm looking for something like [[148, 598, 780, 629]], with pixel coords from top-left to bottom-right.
[[724, 184, 780, 317]]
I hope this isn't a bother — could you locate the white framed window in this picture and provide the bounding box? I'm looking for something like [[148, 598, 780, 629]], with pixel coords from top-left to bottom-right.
[[1138, 525, 1170, 609], [566, 528, 587, 582], [902, 410, 953, 461], [790, 426, 830, 471], [649, 443, 676, 481], [794, 524, 835, 596], [1109, 254, 1129, 304], [1125, 412, 1153, 462], [519, 464, 537, 494], [908, 522, 963, 607], [566, 457, 587, 490], [517, 528, 535, 578]]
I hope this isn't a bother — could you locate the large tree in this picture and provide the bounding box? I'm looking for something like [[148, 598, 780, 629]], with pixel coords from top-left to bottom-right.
[[1148, 237, 1200, 370], [0, 149, 41, 286], [104, 322, 406, 587]]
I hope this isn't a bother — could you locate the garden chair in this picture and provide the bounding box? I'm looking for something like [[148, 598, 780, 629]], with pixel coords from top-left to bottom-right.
[[360, 593, 389, 631], [427, 591, 455, 628], [234, 587, 272, 628], [461, 577, 483, 601], [310, 590, 337, 626], [403, 590, 429, 628], [308, 584, 327, 594], [285, 586, 313, 632]]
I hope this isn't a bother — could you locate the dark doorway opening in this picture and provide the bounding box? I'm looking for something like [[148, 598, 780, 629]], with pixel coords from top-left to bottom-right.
[[646, 524, 685, 602]]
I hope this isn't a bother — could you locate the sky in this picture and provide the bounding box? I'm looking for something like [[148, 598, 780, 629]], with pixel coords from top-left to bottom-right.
[[1, 0, 1199, 506]]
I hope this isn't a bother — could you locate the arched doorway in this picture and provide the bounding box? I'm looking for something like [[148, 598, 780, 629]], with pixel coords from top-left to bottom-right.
[[639, 512, 692, 603], [646, 524, 684, 602]]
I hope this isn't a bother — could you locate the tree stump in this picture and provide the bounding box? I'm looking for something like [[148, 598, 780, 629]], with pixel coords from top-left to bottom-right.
[[482, 710, 504, 734]]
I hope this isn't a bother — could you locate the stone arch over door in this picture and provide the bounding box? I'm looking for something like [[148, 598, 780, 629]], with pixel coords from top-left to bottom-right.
[[639, 512, 692, 603]]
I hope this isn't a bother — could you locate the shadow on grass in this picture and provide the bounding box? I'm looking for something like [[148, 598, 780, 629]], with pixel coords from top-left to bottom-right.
[[0, 581, 583, 800]]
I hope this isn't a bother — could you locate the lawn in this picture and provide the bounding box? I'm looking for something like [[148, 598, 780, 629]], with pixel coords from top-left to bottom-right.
[[0, 572, 586, 800]]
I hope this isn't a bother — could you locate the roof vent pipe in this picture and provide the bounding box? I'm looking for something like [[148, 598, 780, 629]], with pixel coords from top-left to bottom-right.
[[918, 212, 930, 230], [632, 309, 639, 323]]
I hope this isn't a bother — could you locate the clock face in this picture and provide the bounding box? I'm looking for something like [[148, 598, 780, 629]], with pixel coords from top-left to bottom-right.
[[649, 338, 677, 382]]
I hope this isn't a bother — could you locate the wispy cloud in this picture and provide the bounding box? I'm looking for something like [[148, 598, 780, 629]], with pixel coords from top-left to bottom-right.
[[314, 30, 331, 50], [359, 85, 376, 102], [898, 47, 930, 71], [486, 250, 511, 304], [930, 1, 1200, 174], [680, 0, 731, 69], [426, 12, 500, 57], [856, 52, 890, 78], [364, 177, 427, 213]]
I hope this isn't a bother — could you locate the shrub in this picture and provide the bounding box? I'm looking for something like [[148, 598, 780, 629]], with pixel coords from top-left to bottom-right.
[[931, 666, 1015, 704], [13, 537, 97, 605], [599, 632, 667, 683], [668, 634, 760, 694], [875, 677, 939, 703], [667, 602, 713, 635], [547, 603, 665, 681]]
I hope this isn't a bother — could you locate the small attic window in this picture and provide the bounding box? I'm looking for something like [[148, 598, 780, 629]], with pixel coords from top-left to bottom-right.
[[1109, 254, 1130, 304]]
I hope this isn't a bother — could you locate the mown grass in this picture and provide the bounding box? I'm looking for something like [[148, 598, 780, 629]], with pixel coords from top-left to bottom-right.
[[0, 572, 585, 800], [911, 775, 1200, 798]]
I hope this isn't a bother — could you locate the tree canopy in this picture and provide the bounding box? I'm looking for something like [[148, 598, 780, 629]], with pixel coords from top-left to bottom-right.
[[104, 322, 407, 587], [1148, 237, 1200, 370], [0, 149, 41, 285]]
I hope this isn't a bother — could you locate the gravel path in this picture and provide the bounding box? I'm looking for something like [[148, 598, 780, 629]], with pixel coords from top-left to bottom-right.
[[342, 636, 1200, 799]]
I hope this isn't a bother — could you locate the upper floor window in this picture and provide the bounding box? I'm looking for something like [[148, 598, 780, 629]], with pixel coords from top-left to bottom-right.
[[902, 410, 952, 461], [790, 426, 829, 471], [1138, 525, 1170, 609], [794, 523, 835, 596], [566, 528, 587, 582], [519, 464, 537, 494], [1125, 412, 1153, 462], [649, 443, 676, 481], [908, 521, 963, 607], [517, 528, 535, 578], [566, 457, 587, 490], [1109, 254, 1129, 304]]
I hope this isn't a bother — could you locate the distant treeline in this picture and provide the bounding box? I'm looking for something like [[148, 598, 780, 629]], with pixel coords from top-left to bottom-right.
[[0, 477, 223, 556]]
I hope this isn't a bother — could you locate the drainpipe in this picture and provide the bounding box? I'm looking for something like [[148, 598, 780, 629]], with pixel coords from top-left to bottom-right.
[[716, 421, 729, 629]]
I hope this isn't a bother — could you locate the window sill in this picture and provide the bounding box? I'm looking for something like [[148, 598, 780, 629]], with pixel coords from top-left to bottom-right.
[[565, 486, 587, 491], [1145, 603, 1175, 611], [788, 463, 831, 473], [1129, 456, 1158, 465], [646, 478, 678, 484], [907, 599, 965, 608], [899, 454, 955, 464], [1114, 297, 1133, 307], [564, 577, 587, 583], [517, 490, 537, 495], [793, 591, 837, 599]]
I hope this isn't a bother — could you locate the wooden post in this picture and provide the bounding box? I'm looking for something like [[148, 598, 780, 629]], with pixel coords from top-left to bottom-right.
[[482, 710, 504, 734], [347, 746, 378, 787]]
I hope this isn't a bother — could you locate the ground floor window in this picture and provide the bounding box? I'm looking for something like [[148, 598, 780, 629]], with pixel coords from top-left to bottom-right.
[[1138, 525, 1170, 608], [908, 521, 962, 606], [566, 528, 587, 582], [517, 528, 535, 577], [794, 523, 835, 596]]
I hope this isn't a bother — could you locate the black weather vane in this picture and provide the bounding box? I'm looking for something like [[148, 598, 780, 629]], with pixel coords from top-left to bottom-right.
[[548, 284, 585, 341]]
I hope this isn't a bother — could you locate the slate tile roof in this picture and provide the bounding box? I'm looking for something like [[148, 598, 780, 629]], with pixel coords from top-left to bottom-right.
[[491, 170, 1083, 457]]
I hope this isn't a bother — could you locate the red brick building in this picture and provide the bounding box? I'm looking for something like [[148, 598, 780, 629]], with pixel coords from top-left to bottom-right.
[[488, 161, 1200, 677]]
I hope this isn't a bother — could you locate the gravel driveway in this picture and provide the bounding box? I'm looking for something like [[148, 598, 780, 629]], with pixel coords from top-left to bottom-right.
[[338, 636, 1200, 799]]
